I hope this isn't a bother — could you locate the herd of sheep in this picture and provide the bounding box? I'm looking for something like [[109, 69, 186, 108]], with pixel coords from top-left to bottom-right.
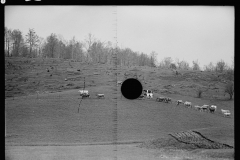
[[78, 81, 231, 118], [144, 91, 231, 117], [78, 90, 105, 99], [139, 89, 231, 118]]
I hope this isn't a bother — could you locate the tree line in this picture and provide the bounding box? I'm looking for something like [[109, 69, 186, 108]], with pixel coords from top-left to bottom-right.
[[5, 27, 234, 74], [4, 27, 157, 67]]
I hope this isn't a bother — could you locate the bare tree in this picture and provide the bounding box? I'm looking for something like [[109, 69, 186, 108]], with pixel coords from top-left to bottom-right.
[[25, 28, 39, 57], [192, 59, 200, 70], [84, 33, 96, 62], [11, 29, 24, 57], [204, 62, 215, 71], [5, 27, 12, 57], [150, 51, 157, 67], [37, 37, 44, 58], [164, 57, 173, 68], [215, 59, 226, 72], [44, 33, 58, 58], [70, 36, 76, 59]]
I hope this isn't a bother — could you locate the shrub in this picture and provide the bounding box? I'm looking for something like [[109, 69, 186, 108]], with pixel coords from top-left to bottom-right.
[[197, 89, 203, 98], [170, 63, 177, 70], [224, 82, 234, 100]]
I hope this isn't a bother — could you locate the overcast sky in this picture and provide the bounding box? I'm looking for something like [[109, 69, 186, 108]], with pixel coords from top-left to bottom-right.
[[5, 6, 234, 68]]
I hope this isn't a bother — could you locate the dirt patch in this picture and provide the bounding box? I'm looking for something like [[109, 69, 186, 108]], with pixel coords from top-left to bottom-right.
[[139, 130, 233, 151]]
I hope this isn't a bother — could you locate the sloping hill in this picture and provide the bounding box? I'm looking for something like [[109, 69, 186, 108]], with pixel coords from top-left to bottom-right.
[[5, 57, 234, 153]]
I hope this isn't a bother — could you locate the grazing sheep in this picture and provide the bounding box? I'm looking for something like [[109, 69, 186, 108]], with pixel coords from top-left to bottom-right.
[[143, 90, 153, 98], [184, 101, 192, 108], [176, 100, 183, 105], [78, 90, 89, 96], [164, 97, 172, 103], [201, 105, 209, 112], [221, 109, 231, 117], [156, 97, 165, 102], [209, 105, 217, 113], [138, 95, 145, 99], [117, 81, 123, 86], [223, 112, 231, 117], [194, 105, 201, 111], [96, 94, 104, 98], [81, 93, 90, 98]]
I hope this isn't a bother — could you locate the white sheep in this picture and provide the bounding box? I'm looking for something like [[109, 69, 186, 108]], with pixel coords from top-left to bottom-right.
[[221, 109, 231, 117], [96, 94, 104, 98], [209, 105, 217, 113], [184, 101, 192, 108], [176, 100, 183, 105]]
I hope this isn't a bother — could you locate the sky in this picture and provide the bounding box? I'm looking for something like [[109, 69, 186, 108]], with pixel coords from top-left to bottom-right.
[[5, 6, 234, 68]]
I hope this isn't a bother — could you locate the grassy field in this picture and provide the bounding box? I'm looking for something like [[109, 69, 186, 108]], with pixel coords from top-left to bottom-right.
[[5, 57, 234, 159]]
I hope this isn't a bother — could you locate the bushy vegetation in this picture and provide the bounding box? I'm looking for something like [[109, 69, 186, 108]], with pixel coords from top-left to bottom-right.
[[224, 82, 234, 100]]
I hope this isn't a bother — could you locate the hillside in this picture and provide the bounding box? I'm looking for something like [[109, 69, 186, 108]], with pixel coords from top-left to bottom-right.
[[5, 57, 234, 160]]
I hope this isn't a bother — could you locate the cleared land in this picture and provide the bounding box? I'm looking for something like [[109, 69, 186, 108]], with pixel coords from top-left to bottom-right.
[[5, 57, 234, 160]]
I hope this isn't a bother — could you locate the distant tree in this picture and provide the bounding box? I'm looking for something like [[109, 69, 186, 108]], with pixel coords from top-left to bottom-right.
[[178, 60, 190, 70], [70, 36, 76, 59], [204, 62, 215, 71], [163, 57, 173, 68], [74, 41, 84, 62], [215, 59, 226, 72], [192, 59, 200, 70], [84, 33, 96, 62], [150, 51, 157, 67], [25, 28, 39, 57], [139, 52, 150, 66], [5, 27, 12, 57], [89, 40, 106, 63], [224, 82, 234, 100], [175, 58, 180, 69], [158, 60, 165, 68], [37, 37, 44, 58], [43, 33, 58, 58], [56, 34, 67, 59], [11, 29, 24, 57], [170, 63, 177, 70], [20, 44, 29, 57]]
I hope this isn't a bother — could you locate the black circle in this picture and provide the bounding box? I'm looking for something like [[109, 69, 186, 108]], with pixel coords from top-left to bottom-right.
[[121, 78, 143, 100]]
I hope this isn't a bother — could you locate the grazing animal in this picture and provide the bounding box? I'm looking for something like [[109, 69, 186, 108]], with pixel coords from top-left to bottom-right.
[[194, 105, 201, 111], [184, 101, 192, 108], [176, 100, 183, 105], [164, 97, 172, 103], [201, 105, 209, 112], [209, 105, 217, 113], [138, 95, 145, 99], [221, 109, 231, 117], [81, 93, 90, 98], [96, 94, 104, 98], [78, 90, 89, 96], [156, 97, 165, 102], [117, 81, 123, 86], [143, 89, 153, 98]]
